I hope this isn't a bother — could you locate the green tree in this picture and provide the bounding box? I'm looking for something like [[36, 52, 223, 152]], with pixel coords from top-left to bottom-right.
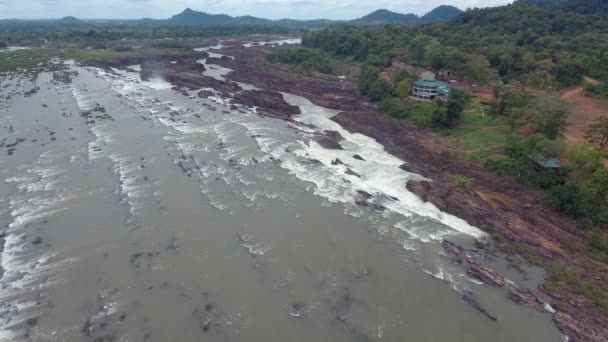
[[445, 87, 472, 127], [396, 79, 412, 103], [585, 167, 608, 211], [585, 116, 608, 151], [546, 183, 594, 218], [565, 144, 604, 183], [462, 55, 494, 83], [529, 96, 571, 139]]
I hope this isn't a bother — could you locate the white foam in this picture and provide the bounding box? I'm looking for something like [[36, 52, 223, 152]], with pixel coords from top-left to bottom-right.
[[143, 78, 172, 91], [0, 151, 77, 340]]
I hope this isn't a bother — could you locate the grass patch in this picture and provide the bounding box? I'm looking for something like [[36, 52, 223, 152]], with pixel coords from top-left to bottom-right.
[[448, 174, 474, 189], [438, 101, 511, 155], [0, 49, 49, 72], [545, 263, 608, 314]]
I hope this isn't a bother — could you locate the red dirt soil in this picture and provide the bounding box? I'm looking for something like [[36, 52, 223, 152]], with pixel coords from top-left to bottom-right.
[[561, 77, 608, 144]]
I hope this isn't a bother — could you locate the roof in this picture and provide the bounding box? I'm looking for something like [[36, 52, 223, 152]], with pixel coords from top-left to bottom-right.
[[413, 79, 450, 88], [528, 154, 561, 168]]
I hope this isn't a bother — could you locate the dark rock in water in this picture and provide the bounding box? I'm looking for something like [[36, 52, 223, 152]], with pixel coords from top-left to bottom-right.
[[371, 204, 386, 212], [442, 240, 506, 287], [355, 190, 372, 206], [353, 267, 372, 281], [509, 287, 545, 312], [357, 190, 372, 199], [353, 154, 365, 161], [331, 158, 344, 166], [288, 302, 306, 318], [345, 169, 361, 178], [399, 163, 418, 174], [314, 131, 344, 150], [32, 237, 43, 245], [302, 158, 323, 167], [26, 317, 39, 327], [172, 87, 189, 97], [232, 89, 300, 119], [197, 90, 214, 98], [461, 291, 498, 321], [331, 288, 353, 322]]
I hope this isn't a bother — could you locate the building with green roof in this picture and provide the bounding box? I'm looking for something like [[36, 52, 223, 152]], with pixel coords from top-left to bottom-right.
[[411, 77, 451, 101]]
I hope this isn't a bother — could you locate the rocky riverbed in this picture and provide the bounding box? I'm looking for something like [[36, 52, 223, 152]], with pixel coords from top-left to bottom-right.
[[0, 37, 596, 341]]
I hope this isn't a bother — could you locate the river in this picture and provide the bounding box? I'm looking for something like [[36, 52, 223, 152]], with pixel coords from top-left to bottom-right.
[[0, 42, 564, 341]]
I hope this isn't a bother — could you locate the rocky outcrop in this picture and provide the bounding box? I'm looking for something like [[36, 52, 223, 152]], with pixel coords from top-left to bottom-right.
[[442, 240, 506, 287], [138, 59, 241, 96], [406, 180, 447, 210], [208, 47, 373, 112], [313, 130, 344, 150], [554, 312, 605, 342], [231, 89, 300, 119]]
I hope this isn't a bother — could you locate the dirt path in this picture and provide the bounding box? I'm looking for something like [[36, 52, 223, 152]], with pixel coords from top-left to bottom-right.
[[561, 77, 607, 144]]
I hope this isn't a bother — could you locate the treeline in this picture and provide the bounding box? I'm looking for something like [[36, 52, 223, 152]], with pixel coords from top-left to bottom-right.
[[0, 22, 290, 46], [266, 48, 334, 75], [302, 3, 608, 88]]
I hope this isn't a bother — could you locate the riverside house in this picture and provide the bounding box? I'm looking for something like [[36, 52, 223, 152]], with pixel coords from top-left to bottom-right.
[[411, 72, 451, 101]]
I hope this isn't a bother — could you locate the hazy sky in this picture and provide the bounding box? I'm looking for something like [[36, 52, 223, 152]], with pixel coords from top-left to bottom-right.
[[1, 0, 513, 20]]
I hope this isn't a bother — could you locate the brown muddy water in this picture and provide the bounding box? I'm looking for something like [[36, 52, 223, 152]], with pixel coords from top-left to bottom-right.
[[0, 44, 564, 341]]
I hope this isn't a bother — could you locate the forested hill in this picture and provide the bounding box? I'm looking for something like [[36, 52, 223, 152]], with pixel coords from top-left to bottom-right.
[[302, 3, 608, 87], [515, 0, 608, 14], [354, 9, 420, 25], [354, 6, 462, 25], [168, 8, 271, 25], [420, 5, 463, 23]]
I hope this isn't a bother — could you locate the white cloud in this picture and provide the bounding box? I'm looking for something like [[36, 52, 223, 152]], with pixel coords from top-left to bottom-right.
[[1, 0, 513, 20]]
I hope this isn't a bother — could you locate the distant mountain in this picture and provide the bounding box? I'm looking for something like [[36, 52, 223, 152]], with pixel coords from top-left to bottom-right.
[[420, 5, 463, 23], [354, 9, 420, 25], [353, 6, 462, 25], [165, 6, 461, 27], [58, 16, 80, 24], [515, 0, 607, 14], [168, 8, 270, 25]]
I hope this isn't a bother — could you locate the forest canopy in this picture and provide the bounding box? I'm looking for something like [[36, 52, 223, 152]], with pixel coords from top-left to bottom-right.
[[302, 3, 608, 88]]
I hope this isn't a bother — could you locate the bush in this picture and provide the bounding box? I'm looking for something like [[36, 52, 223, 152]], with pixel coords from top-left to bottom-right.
[[546, 183, 594, 218], [448, 174, 474, 189], [585, 83, 608, 99], [483, 157, 514, 175], [112, 46, 133, 52], [589, 228, 607, 251]]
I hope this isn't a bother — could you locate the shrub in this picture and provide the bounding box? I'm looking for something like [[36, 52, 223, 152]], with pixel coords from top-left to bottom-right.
[[546, 183, 594, 218], [448, 174, 474, 189]]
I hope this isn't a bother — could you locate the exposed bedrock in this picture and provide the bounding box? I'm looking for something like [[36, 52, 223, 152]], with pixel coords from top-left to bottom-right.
[[231, 89, 300, 119]]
